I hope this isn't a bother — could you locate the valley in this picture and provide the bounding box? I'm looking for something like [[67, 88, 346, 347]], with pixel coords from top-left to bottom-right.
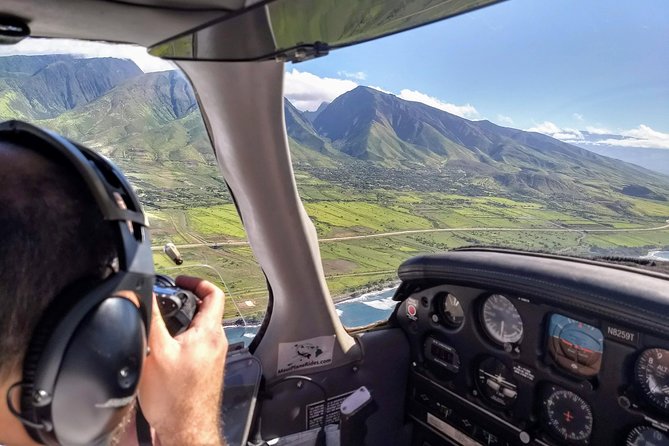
[[1, 55, 668, 322]]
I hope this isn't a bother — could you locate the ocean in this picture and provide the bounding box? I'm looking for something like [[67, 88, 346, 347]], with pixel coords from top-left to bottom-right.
[[224, 286, 399, 346]]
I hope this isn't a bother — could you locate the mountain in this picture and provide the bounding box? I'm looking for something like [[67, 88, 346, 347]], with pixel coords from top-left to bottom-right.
[[0, 55, 141, 120], [303, 101, 329, 122], [45, 70, 210, 163], [308, 86, 669, 201], [0, 55, 667, 212], [0, 55, 67, 76], [572, 132, 669, 176]]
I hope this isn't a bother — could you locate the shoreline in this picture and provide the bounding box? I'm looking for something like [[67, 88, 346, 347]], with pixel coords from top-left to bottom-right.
[[223, 280, 400, 327], [331, 280, 401, 304]]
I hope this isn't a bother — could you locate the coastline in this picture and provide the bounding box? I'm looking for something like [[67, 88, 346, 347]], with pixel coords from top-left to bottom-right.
[[643, 250, 669, 261], [331, 279, 401, 304], [223, 279, 401, 327]]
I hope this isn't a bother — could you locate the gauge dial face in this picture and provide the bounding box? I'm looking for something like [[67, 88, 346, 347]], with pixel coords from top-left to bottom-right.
[[627, 426, 669, 446], [481, 294, 523, 346], [476, 356, 518, 408], [542, 385, 593, 444], [440, 293, 465, 328], [636, 348, 669, 413], [547, 314, 604, 377]]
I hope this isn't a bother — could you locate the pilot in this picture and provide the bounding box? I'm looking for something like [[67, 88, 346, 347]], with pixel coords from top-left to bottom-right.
[[0, 124, 228, 445]]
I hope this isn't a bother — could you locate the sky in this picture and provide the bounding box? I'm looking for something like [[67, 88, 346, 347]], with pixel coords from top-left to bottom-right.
[[0, 0, 667, 149]]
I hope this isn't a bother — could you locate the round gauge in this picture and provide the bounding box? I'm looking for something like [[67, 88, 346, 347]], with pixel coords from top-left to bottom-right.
[[636, 348, 669, 412], [542, 385, 593, 444], [481, 294, 523, 346], [476, 356, 518, 408], [627, 426, 669, 446], [547, 314, 604, 377], [440, 293, 464, 328]]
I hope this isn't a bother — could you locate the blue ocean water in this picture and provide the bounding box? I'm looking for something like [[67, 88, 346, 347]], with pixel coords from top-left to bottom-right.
[[224, 287, 399, 346]]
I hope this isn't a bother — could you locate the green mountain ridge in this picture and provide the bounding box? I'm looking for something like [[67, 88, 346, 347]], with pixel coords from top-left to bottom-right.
[[0, 55, 142, 120], [1, 55, 668, 215]]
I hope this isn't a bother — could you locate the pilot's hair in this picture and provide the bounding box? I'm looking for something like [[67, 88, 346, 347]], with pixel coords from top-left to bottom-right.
[[0, 139, 116, 378]]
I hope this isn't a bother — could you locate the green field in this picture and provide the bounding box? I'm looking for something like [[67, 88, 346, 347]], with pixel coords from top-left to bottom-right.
[[149, 170, 669, 321]]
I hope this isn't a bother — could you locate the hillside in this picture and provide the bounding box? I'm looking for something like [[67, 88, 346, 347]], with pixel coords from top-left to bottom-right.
[[1, 55, 668, 216], [0, 54, 667, 313], [0, 55, 141, 120]]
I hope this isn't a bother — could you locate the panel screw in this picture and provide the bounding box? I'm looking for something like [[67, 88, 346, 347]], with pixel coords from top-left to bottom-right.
[[33, 389, 51, 406], [431, 314, 439, 323], [619, 395, 631, 409]]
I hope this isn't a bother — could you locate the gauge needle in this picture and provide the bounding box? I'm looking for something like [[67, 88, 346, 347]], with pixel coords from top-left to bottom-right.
[[500, 320, 505, 337]]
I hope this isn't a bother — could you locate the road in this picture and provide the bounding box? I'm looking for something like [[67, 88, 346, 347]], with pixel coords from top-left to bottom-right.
[[151, 219, 669, 251]]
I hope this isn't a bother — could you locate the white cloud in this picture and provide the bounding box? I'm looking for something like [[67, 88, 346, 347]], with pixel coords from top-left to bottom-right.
[[496, 114, 514, 126], [368, 85, 391, 94], [529, 120, 669, 150], [572, 112, 584, 121], [284, 71, 479, 119], [284, 69, 358, 111], [337, 70, 367, 80], [585, 126, 612, 135], [595, 125, 669, 149], [0, 38, 174, 73], [398, 89, 479, 119], [526, 121, 583, 141]]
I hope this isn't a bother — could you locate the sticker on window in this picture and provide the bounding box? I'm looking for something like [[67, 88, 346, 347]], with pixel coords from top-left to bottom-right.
[[277, 335, 335, 375]]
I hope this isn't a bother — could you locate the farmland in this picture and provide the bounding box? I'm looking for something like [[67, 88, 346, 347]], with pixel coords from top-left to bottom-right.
[[147, 168, 669, 321]]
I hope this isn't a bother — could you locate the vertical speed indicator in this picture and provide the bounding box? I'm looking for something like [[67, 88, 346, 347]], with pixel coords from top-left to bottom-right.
[[481, 294, 524, 346]]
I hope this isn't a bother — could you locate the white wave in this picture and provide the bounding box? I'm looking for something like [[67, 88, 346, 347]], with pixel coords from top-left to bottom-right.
[[337, 286, 398, 305], [645, 250, 669, 261], [223, 322, 263, 329], [361, 296, 398, 311], [336, 308, 343, 316], [243, 333, 256, 339]]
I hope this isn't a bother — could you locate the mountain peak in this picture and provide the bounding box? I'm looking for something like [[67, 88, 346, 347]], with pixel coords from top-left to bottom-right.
[[303, 101, 330, 122], [0, 56, 142, 118]]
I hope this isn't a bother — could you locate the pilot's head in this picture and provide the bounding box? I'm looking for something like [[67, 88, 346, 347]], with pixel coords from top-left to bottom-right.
[[0, 129, 133, 445], [0, 136, 117, 375]]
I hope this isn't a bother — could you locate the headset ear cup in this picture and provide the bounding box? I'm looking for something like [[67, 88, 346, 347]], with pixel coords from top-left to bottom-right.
[[21, 292, 83, 443], [49, 297, 146, 445]]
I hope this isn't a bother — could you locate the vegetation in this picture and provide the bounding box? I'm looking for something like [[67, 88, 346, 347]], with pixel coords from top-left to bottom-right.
[[1, 55, 667, 322]]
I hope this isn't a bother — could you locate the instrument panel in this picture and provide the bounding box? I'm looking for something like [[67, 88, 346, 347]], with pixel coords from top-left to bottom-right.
[[395, 250, 669, 446]]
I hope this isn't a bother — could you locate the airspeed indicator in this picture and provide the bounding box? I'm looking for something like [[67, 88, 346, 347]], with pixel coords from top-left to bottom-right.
[[481, 294, 523, 346]]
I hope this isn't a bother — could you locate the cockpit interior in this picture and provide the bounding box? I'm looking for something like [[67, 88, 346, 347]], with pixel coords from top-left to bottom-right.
[[1, 1, 668, 445]]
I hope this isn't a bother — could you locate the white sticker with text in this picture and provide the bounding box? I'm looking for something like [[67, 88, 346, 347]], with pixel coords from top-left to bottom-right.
[[277, 335, 335, 375]]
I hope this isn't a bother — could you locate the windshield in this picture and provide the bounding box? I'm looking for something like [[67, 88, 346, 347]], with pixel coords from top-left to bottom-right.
[[1, 0, 667, 335], [0, 42, 266, 344], [285, 0, 669, 325]]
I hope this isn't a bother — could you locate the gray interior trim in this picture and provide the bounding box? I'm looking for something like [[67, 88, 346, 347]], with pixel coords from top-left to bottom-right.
[[259, 328, 412, 445], [176, 60, 359, 379], [0, 1, 223, 46]]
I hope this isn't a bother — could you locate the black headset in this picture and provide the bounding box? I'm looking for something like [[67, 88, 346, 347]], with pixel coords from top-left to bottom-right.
[[0, 120, 155, 445]]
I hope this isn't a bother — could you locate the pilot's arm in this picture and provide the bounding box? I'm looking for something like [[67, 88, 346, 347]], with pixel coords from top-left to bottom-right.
[[124, 276, 229, 446]]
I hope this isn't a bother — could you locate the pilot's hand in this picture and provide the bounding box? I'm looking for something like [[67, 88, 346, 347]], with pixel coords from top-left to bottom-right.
[[138, 276, 228, 446]]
